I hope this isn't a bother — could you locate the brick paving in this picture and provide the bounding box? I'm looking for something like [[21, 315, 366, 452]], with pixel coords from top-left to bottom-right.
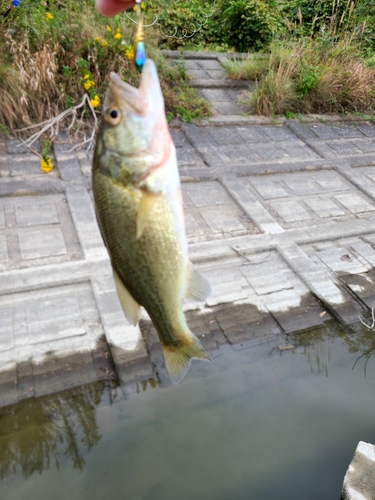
[[3, 53, 375, 404]]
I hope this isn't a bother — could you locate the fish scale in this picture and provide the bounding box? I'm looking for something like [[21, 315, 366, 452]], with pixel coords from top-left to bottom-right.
[[93, 173, 187, 344]]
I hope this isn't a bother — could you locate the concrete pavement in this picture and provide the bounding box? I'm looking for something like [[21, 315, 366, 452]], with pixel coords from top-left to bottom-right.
[[2, 52, 375, 405]]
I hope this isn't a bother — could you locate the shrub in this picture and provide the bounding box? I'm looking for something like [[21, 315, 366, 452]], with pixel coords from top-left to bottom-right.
[[354, 0, 375, 50], [306, 41, 375, 113], [220, 0, 282, 52], [296, 63, 320, 96], [282, 0, 358, 37], [155, 0, 223, 50]]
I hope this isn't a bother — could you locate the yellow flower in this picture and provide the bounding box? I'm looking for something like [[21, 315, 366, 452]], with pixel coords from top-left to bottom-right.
[[125, 47, 134, 61], [116, 27, 121, 32], [45, 12, 54, 21], [101, 40, 108, 47], [83, 80, 94, 90], [114, 33, 121, 40], [90, 95, 100, 108], [94, 36, 101, 42], [106, 25, 112, 32], [141, 2, 145, 10], [83, 73, 90, 80], [40, 157, 53, 173]]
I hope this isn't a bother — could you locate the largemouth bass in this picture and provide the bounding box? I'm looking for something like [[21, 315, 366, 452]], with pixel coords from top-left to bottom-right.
[[93, 60, 212, 384]]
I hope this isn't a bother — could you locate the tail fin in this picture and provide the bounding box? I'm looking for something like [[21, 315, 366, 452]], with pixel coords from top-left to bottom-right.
[[161, 334, 212, 385]]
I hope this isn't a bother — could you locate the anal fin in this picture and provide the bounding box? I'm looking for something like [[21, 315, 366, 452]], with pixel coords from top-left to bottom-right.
[[186, 264, 212, 302], [113, 269, 141, 326]]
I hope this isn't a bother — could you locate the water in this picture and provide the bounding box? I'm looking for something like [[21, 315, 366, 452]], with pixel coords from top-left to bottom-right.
[[1, 322, 375, 500]]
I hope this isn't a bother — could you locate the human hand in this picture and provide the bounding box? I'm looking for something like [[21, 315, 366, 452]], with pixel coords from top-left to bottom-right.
[[96, 0, 135, 16]]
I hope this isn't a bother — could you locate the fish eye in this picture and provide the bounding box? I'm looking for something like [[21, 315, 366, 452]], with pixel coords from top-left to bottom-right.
[[105, 107, 122, 125]]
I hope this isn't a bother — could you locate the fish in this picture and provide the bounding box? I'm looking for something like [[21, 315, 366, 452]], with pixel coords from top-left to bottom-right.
[[92, 59, 212, 384]]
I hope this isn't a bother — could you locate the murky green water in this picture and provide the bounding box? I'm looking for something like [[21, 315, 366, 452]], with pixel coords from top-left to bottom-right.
[[1, 322, 375, 500]]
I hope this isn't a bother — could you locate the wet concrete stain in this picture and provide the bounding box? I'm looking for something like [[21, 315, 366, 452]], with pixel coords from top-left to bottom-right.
[[0, 294, 364, 408], [0, 335, 116, 408], [139, 296, 333, 385]]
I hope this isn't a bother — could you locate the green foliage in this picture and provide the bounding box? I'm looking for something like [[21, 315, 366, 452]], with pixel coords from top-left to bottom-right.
[[173, 89, 208, 121], [0, 0, 210, 129], [153, 0, 375, 52], [42, 138, 51, 158], [220, 0, 282, 52], [281, 0, 375, 50], [151, 51, 211, 121], [155, 0, 222, 49], [175, 59, 187, 80], [354, 0, 375, 50], [296, 63, 320, 96], [284, 110, 298, 119], [282, 0, 357, 35], [1, 0, 375, 128]]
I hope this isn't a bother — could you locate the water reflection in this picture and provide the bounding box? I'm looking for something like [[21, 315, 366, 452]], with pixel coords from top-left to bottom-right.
[[0, 381, 118, 480], [290, 320, 375, 377], [345, 319, 375, 375], [1, 318, 375, 488], [289, 324, 340, 377], [136, 377, 159, 393]]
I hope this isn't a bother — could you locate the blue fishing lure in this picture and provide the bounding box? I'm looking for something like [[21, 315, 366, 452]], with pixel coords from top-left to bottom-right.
[[134, 1, 146, 73], [135, 40, 146, 73]]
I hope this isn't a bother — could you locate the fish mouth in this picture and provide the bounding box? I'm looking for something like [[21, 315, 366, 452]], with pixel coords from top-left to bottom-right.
[[108, 72, 147, 115], [109, 72, 137, 98], [106, 60, 163, 119]]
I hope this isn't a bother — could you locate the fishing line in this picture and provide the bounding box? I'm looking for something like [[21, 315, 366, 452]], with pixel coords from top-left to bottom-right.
[[132, 0, 146, 72], [126, 0, 217, 72], [125, 0, 218, 40]]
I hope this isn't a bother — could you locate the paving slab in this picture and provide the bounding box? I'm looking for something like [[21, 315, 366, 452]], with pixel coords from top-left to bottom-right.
[[350, 240, 375, 267], [344, 271, 375, 309], [304, 197, 346, 218], [315, 246, 371, 275]]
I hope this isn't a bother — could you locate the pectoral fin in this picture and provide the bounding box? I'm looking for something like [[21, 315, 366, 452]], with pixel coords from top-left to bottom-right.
[[136, 191, 160, 239], [186, 264, 212, 302], [113, 269, 141, 326]]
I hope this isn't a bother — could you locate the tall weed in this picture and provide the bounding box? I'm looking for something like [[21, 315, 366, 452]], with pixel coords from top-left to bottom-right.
[[222, 57, 269, 80], [232, 38, 375, 116]]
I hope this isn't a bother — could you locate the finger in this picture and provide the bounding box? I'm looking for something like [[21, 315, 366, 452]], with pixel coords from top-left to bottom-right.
[[96, 0, 135, 16]]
